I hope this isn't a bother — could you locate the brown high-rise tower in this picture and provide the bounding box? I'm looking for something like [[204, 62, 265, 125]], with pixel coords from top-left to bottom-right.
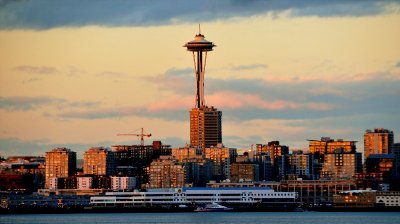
[[190, 106, 222, 150], [184, 27, 222, 151]]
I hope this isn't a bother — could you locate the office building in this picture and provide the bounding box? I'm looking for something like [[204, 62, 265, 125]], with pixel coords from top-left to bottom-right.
[[364, 128, 394, 160], [45, 148, 76, 189]]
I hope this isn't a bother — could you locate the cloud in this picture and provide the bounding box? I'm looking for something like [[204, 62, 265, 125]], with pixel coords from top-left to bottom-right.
[[97, 71, 127, 77], [14, 65, 58, 75], [0, 0, 398, 30], [0, 96, 64, 111], [0, 137, 112, 158], [0, 96, 99, 111], [58, 107, 138, 120], [0, 136, 188, 158], [207, 91, 334, 111], [230, 64, 268, 71]]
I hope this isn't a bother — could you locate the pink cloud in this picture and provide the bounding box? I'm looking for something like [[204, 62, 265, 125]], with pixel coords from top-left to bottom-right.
[[206, 91, 333, 111], [146, 96, 193, 112]]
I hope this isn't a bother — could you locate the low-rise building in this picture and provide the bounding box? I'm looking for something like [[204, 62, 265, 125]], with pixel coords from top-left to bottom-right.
[[376, 191, 400, 207], [111, 176, 136, 191], [333, 190, 376, 208]]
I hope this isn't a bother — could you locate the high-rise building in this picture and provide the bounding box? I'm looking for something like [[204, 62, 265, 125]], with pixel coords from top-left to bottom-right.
[[364, 128, 394, 160], [256, 141, 289, 166], [190, 106, 222, 151], [256, 141, 289, 180], [83, 147, 114, 176], [204, 144, 237, 181], [308, 137, 356, 180], [45, 148, 76, 189], [320, 148, 362, 179], [184, 30, 222, 151], [281, 150, 315, 180], [182, 156, 212, 187], [308, 137, 356, 155], [148, 156, 187, 189], [252, 153, 273, 181]]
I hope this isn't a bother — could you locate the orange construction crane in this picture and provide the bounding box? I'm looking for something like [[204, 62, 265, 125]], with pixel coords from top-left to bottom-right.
[[117, 128, 152, 146]]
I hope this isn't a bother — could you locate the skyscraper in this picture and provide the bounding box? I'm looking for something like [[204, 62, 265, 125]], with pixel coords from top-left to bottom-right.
[[184, 29, 222, 151], [364, 128, 394, 160], [190, 106, 222, 150], [45, 148, 76, 189]]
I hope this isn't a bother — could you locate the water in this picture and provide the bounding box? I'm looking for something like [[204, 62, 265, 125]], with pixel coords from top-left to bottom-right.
[[1, 212, 400, 224]]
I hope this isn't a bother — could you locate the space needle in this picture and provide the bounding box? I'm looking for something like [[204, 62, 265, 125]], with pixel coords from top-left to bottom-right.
[[184, 26, 222, 151], [184, 25, 216, 108]]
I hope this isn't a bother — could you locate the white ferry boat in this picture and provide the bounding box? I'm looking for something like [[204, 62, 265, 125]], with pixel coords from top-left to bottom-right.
[[90, 187, 297, 210]]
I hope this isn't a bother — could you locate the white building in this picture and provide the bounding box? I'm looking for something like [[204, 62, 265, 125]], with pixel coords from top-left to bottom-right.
[[376, 191, 400, 207], [48, 177, 58, 190], [77, 177, 93, 190], [111, 176, 136, 191]]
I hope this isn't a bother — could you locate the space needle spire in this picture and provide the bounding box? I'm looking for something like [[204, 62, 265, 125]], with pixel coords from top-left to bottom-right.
[[184, 26, 216, 108]]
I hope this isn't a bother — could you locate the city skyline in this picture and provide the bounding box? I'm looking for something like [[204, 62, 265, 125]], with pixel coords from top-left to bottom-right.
[[1, 1, 400, 158]]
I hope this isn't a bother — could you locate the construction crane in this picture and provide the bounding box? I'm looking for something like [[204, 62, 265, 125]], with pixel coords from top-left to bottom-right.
[[117, 128, 152, 146]]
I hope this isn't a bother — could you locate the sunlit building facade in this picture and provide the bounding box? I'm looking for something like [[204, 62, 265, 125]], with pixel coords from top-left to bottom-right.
[[111, 176, 136, 191], [364, 128, 394, 160], [321, 149, 362, 179], [148, 156, 187, 189], [171, 145, 202, 162], [204, 144, 237, 180], [230, 163, 259, 182], [190, 106, 222, 152], [83, 147, 114, 176], [281, 151, 315, 180], [45, 148, 76, 189]]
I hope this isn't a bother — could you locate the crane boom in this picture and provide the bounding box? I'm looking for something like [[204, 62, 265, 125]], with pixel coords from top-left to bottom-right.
[[117, 128, 152, 146]]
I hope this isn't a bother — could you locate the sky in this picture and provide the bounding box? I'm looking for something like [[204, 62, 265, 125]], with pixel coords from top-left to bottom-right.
[[0, 0, 400, 158]]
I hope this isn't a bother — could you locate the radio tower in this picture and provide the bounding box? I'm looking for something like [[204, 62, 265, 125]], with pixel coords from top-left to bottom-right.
[[184, 26, 222, 151], [184, 24, 216, 108]]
